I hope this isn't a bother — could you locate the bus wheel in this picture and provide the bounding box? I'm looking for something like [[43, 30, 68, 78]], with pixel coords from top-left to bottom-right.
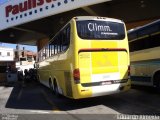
[[54, 80, 60, 97], [37, 75, 40, 83], [49, 79, 54, 92], [154, 72, 160, 91]]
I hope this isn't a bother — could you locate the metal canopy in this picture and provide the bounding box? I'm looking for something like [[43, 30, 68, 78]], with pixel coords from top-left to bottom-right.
[[0, 0, 160, 46]]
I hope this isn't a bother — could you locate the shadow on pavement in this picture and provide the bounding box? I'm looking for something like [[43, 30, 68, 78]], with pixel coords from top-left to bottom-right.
[[131, 85, 159, 93], [5, 81, 160, 115], [40, 84, 160, 115], [5, 81, 54, 110]]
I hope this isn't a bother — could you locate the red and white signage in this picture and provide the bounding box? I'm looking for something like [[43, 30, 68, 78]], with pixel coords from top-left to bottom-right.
[[0, 0, 109, 31]]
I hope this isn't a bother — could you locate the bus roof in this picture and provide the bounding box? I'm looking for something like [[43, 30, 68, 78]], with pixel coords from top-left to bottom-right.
[[128, 19, 160, 40], [74, 16, 124, 23]]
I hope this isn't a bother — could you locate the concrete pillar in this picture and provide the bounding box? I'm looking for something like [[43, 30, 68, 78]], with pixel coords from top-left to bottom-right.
[[37, 37, 49, 52]]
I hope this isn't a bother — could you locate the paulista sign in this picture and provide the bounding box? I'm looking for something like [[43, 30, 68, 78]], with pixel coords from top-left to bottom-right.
[[0, 0, 110, 31]]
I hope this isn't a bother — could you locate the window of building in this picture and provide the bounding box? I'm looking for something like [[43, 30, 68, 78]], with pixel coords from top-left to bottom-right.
[[7, 52, 10, 56]]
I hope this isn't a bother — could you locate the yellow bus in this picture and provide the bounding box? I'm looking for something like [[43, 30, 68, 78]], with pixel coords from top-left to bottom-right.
[[37, 16, 131, 99], [128, 19, 160, 90]]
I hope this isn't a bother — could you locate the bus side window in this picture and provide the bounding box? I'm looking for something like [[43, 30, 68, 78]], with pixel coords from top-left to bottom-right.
[[48, 24, 70, 55], [46, 45, 49, 58], [62, 25, 70, 51], [49, 44, 53, 57], [58, 33, 63, 53], [43, 48, 46, 60], [62, 30, 66, 51]]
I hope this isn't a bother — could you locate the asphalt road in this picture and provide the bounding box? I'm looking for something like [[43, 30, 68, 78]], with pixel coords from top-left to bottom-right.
[[0, 81, 160, 120]]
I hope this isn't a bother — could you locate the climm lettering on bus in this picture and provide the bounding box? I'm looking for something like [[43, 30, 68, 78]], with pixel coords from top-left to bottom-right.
[[5, 0, 57, 17], [88, 23, 112, 32]]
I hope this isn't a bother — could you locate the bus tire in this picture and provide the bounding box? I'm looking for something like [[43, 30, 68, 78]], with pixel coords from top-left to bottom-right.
[[154, 72, 160, 91], [54, 80, 60, 97], [49, 79, 54, 92], [37, 75, 40, 83]]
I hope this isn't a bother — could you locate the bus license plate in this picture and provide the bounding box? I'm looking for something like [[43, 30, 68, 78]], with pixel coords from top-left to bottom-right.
[[101, 81, 112, 85]]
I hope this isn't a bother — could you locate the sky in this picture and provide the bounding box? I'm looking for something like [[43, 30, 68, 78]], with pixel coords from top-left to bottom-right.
[[0, 0, 9, 4], [0, 43, 37, 52]]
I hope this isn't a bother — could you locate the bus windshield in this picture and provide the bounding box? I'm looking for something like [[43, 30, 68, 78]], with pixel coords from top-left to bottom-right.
[[76, 20, 125, 40]]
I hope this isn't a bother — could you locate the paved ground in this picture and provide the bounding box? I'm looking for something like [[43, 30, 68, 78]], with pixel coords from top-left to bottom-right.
[[0, 81, 160, 120]]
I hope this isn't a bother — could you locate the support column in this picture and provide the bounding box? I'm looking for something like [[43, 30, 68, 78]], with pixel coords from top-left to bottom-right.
[[37, 37, 49, 52]]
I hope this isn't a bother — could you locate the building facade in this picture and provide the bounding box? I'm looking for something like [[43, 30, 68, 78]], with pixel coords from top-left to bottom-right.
[[0, 45, 37, 83], [0, 46, 15, 83]]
